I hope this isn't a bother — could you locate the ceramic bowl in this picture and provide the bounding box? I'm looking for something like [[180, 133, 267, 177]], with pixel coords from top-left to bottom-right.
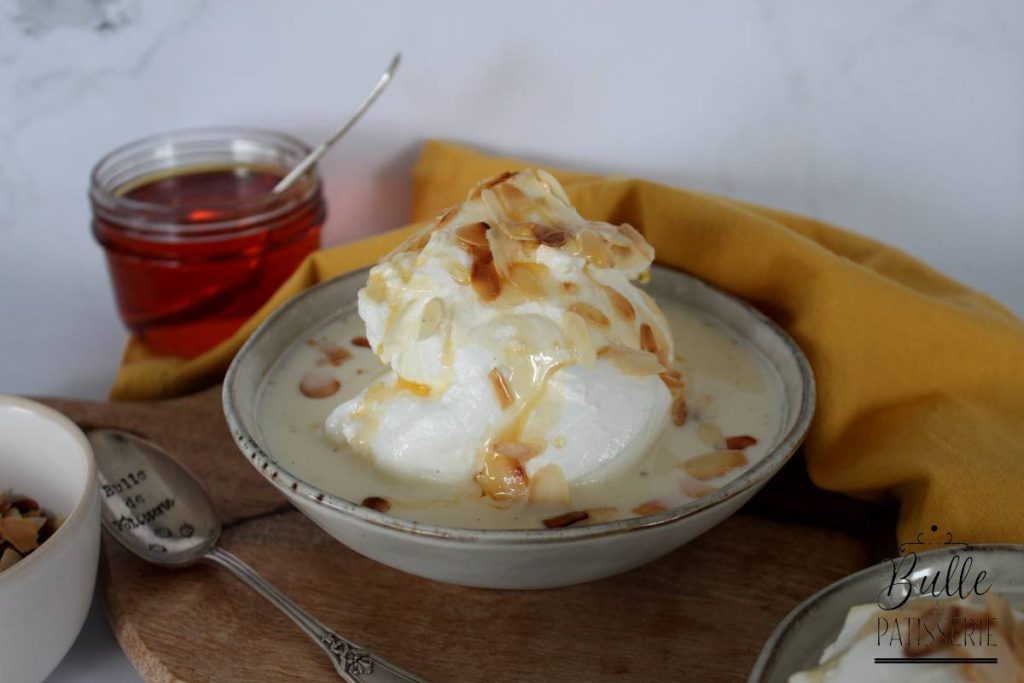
[[0, 396, 100, 683], [224, 265, 815, 589], [750, 544, 1024, 682]]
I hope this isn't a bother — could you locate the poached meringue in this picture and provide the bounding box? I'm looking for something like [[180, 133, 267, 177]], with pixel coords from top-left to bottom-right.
[[326, 170, 676, 500]]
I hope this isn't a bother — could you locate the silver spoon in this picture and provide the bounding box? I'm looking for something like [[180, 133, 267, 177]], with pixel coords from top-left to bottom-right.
[[273, 52, 401, 194], [88, 428, 426, 683]]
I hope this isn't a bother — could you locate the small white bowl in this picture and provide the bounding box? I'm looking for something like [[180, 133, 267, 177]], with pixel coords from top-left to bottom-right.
[[224, 266, 815, 589], [0, 396, 100, 683]]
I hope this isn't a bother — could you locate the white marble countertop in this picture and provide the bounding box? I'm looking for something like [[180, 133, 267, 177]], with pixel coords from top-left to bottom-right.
[[0, 1, 1021, 681]]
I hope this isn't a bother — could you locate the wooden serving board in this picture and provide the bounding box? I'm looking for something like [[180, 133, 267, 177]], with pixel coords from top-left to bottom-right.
[[41, 388, 895, 682]]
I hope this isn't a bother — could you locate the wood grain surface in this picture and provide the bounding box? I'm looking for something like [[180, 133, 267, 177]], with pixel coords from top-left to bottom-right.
[[40, 388, 895, 683]]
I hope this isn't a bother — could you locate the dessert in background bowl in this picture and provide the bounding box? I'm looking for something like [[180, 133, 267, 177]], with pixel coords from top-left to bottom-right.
[[225, 170, 815, 588], [0, 396, 100, 683], [789, 595, 1024, 682], [750, 545, 1024, 683]]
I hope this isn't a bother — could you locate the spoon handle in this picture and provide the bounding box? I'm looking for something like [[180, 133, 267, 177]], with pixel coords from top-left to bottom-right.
[[204, 547, 426, 682], [272, 53, 401, 194]]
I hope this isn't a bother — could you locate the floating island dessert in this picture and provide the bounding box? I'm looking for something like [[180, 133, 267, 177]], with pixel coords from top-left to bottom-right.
[[257, 170, 787, 529]]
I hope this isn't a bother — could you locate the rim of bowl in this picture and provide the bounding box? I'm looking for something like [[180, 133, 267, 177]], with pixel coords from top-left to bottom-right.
[[747, 543, 1024, 682], [0, 395, 97, 583], [223, 265, 817, 544]]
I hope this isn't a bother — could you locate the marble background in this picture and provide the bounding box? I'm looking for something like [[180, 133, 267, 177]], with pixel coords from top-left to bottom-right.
[[0, 1, 1021, 681]]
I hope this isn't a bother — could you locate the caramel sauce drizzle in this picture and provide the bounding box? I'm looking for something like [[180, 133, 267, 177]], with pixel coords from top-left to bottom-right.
[[364, 169, 678, 502]]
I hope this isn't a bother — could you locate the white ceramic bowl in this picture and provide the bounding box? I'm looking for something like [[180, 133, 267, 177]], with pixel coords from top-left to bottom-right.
[[0, 396, 100, 683], [224, 265, 815, 589]]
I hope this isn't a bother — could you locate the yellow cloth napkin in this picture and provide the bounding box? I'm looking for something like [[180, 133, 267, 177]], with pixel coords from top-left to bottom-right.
[[112, 140, 1024, 546]]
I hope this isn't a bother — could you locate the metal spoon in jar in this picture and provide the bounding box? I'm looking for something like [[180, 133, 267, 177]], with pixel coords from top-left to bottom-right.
[[273, 52, 402, 194], [88, 428, 425, 683]]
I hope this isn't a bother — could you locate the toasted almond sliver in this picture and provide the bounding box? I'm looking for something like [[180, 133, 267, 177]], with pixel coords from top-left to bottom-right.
[[488, 368, 515, 410], [318, 342, 352, 366], [435, 204, 459, 229], [350, 336, 371, 348], [542, 510, 589, 529], [468, 174, 512, 201], [446, 261, 471, 285], [564, 311, 596, 367], [724, 435, 758, 450], [477, 453, 529, 501], [494, 441, 541, 461], [508, 262, 549, 298], [487, 226, 519, 279], [1, 517, 40, 553], [501, 221, 538, 240], [610, 244, 635, 264], [578, 229, 613, 268], [530, 224, 568, 247], [497, 181, 528, 205], [470, 250, 502, 302], [671, 393, 688, 427], [365, 271, 388, 302], [299, 371, 341, 399], [528, 464, 570, 504], [696, 421, 724, 447], [659, 370, 685, 391], [639, 323, 658, 355], [683, 450, 748, 481], [480, 171, 515, 190], [0, 547, 22, 571], [603, 286, 636, 321], [417, 297, 445, 340], [361, 496, 391, 513], [455, 221, 490, 248], [480, 187, 510, 226], [584, 507, 620, 524], [618, 223, 655, 261], [640, 321, 670, 366], [568, 302, 611, 328], [535, 169, 571, 204], [598, 345, 663, 376], [632, 501, 667, 516]]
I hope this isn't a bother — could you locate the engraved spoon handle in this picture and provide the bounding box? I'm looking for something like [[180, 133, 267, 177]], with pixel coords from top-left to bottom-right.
[[204, 547, 426, 682]]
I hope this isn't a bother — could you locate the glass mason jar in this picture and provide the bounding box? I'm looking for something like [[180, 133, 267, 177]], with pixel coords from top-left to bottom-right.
[[91, 127, 325, 358]]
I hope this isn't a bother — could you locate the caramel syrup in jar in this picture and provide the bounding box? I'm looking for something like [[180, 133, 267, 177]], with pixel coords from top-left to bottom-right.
[[93, 164, 324, 357]]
